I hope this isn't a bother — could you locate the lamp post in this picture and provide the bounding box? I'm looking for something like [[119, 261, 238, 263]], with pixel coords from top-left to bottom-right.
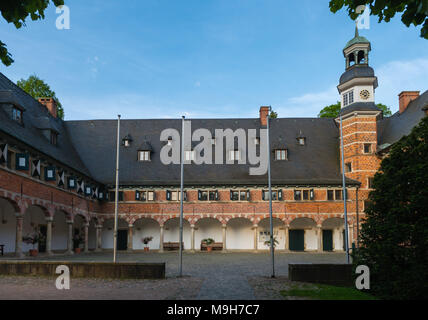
[[266, 108, 275, 278], [339, 113, 350, 264], [179, 116, 185, 277], [113, 115, 121, 263]]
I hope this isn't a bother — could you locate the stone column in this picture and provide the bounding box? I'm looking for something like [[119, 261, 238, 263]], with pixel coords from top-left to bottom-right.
[[317, 225, 323, 252], [83, 223, 89, 253], [127, 224, 133, 252], [66, 221, 74, 255], [253, 224, 258, 252], [222, 224, 227, 252], [190, 225, 195, 252], [46, 217, 53, 256], [95, 225, 102, 252], [15, 214, 24, 258], [159, 225, 164, 252], [284, 225, 289, 252]]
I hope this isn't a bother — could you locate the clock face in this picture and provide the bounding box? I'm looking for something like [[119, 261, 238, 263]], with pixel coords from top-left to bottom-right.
[[360, 90, 370, 100]]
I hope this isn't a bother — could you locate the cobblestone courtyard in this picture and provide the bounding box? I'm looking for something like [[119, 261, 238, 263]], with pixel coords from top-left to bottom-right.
[[0, 252, 346, 299]]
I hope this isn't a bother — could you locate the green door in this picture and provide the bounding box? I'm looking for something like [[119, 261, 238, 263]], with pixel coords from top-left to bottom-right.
[[289, 230, 304, 251], [117, 230, 128, 251], [322, 230, 333, 251]]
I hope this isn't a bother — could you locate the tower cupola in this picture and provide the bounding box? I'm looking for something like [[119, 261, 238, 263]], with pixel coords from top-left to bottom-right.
[[337, 27, 380, 116]]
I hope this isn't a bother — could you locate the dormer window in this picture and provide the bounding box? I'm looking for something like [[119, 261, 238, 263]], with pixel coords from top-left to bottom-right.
[[85, 185, 92, 196], [12, 107, 23, 124], [138, 150, 150, 161], [275, 149, 288, 161], [185, 150, 195, 161], [229, 150, 240, 161], [298, 137, 306, 146], [16, 153, 29, 170], [68, 177, 76, 189], [122, 134, 133, 147], [45, 166, 56, 181]]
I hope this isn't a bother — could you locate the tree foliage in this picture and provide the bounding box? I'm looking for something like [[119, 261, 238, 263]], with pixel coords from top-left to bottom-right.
[[318, 101, 392, 118], [0, 0, 64, 66], [353, 116, 428, 299], [270, 110, 278, 118], [329, 0, 428, 39], [17, 74, 64, 119]]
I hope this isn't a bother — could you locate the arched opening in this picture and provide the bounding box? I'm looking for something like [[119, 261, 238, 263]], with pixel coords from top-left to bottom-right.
[[322, 218, 345, 251], [348, 53, 356, 67], [195, 218, 222, 251], [0, 198, 17, 254], [226, 217, 253, 250], [357, 50, 365, 64], [73, 214, 86, 251], [259, 217, 285, 250], [289, 217, 317, 251], [133, 218, 160, 250], [88, 218, 98, 250], [51, 210, 69, 252], [164, 218, 191, 250], [22, 205, 48, 254], [102, 218, 128, 250]]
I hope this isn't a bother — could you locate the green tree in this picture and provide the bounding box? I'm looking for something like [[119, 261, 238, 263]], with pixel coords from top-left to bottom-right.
[[0, 0, 64, 66], [329, 0, 428, 39], [353, 116, 428, 299], [17, 74, 64, 119], [270, 110, 278, 118], [318, 101, 392, 118]]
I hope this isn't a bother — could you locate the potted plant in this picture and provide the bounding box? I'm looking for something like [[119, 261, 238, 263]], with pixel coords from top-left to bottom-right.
[[23, 231, 41, 257], [202, 238, 215, 252], [73, 233, 83, 253], [264, 237, 279, 250], [142, 236, 153, 251]]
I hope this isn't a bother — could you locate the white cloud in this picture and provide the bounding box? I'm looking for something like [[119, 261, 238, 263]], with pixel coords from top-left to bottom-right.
[[376, 58, 428, 113], [279, 57, 428, 117]]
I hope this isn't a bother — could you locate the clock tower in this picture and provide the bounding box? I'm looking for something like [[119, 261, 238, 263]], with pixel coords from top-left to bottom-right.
[[336, 28, 383, 225], [337, 27, 380, 112]]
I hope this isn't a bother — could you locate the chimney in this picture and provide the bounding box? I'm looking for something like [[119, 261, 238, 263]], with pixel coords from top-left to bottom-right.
[[259, 106, 270, 126], [398, 91, 420, 114]]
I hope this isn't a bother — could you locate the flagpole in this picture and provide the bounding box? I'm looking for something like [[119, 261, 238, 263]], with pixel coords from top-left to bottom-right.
[[266, 109, 275, 278], [179, 116, 185, 277], [113, 115, 121, 263], [339, 113, 350, 264]]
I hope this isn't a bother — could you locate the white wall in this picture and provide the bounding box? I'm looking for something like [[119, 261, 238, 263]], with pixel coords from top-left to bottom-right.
[[305, 229, 318, 251], [164, 218, 191, 250], [0, 199, 16, 253], [52, 212, 68, 251], [258, 218, 285, 250], [226, 218, 253, 250], [133, 219, 160, 250], [102, 219, 128, 249], [333, 228, 344, 251], [195, 218, 222, 250]]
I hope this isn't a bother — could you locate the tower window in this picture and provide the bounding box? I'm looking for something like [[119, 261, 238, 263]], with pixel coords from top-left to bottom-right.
[[12, 107, 23, 124], [345, 162, 352, 173], [364, 143, 372, 154], [343, 90, 354, 107]]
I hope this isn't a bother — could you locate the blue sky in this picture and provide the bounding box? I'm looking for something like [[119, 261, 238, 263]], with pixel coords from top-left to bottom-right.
[[0, 0, 427, 120]]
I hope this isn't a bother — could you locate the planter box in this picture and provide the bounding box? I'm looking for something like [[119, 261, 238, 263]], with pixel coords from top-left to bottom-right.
[[288, 264, 353, 287], [0, 261, 165, 279]]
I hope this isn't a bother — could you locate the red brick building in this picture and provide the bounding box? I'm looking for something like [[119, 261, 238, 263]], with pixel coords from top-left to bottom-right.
[[0, 31, 427, 257]]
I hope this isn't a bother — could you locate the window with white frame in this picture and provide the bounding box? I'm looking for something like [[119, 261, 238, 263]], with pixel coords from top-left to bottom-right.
[[185, 150, 195, 161], [138, 151, 150, 161], [275, 149, 287, 161], [229, 150, 240, 161], [343, 90, 354, 107]]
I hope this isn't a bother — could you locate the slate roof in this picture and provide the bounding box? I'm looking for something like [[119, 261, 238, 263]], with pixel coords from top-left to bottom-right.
[[377, 90, 428, 150], [0, 72, 91, 177], [340, 102, 381, 116], [65, 118, 359, 187], [339, 65, 376, 85]]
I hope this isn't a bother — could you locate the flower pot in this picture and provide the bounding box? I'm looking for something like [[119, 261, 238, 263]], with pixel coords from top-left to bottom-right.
[[74, 248, 81, 254], [29, 249, 38, 257], [206, 246, 213, 252], [144, 247, 149, 252]]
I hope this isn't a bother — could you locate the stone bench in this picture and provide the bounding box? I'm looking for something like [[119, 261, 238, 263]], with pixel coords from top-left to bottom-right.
[[288, 263, 353, 287], [163, 242, 183, 251]]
